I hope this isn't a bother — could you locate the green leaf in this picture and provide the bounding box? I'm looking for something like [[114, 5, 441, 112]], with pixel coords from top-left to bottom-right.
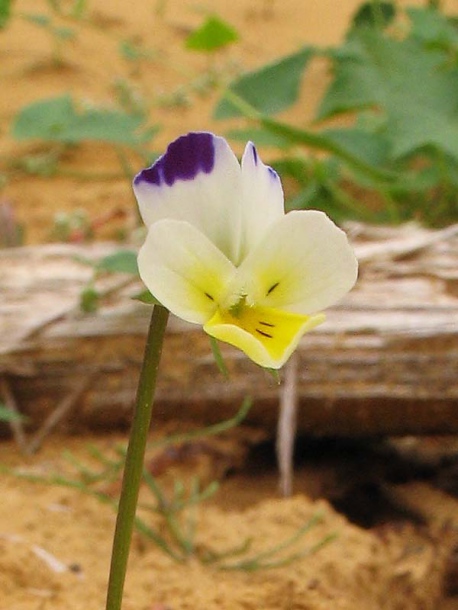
[[54, 25, 75, 40], [0, 0, 12, 28], [12, 95, 152, 146], [258, 116, 397, 181], [186, 15, 238, 52], [119, 40, 157, 61], [272, 157, 315, 186], [408, 6, 458, 50], [317, 29, 458, 161], [132, 290, 162, 305], [0, 404, 26, 423], [321, 128, 390, 168], [316, 39, 378, 119], [214, 46, 313, 119], [209, 336, 229, 378], [225, 127, 292, 149], [80, 286, 99, 313], [96, 250, 139, 275], [23, 13, 51, 27], [67, 109, 147, 145], [72, 0, 88, 19], [13, 95, 74, 140], [351, 1, 396, 30]]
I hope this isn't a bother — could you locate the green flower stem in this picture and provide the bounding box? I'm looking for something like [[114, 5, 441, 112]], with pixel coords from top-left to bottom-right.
[[105, 304, 169, 610]]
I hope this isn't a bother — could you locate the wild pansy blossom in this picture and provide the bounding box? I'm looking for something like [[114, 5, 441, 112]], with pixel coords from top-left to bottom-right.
[[134, 132, 357, 369]]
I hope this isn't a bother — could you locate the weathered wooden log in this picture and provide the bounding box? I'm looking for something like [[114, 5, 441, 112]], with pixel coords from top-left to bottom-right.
[[0, 223, 457, 437]]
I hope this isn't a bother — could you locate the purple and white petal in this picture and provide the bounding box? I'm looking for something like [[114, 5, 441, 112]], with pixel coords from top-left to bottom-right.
[[239, 141, 284, 260], [232, 210, 358, 314], [133, 132, 243, 264]]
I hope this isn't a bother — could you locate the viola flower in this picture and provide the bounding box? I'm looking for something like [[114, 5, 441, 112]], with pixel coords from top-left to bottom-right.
[[134, 132, 358, 369]]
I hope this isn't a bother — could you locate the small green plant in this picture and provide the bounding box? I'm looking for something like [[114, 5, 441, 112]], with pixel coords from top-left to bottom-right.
[[118, 39, 158, 63], [0, 0, 11, 29], [185, 15, 239, 53], [146, 14, 242, 110], [77, 248, 139, 312], [50, 209, 92, 242], [12, 94, 153, 147], [0, 0, 89, 65], [215, 2, 458, 227], [9, 94, 158, 179], [9, 398, 334, 568], [45, 0, 89, 20], [0, 402, 25, 422], [21, 12, 75, 64]]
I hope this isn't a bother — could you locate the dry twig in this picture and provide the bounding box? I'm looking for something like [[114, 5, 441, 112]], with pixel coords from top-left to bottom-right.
[[277, 353, 299, 497]]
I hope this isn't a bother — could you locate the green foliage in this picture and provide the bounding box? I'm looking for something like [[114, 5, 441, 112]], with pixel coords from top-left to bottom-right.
[[46, 0, 88, 18], [216, 3, 458, 226], [317, 30, 458, 160], [78, 249, 142, 313], [209, 336, 229, 378], [0, 403, 26, 423], [408, 5, 458, 51], [51, 209, 91, 241], [78, 249, 163, 312], [132, 290, 162, 306], [215, 47, 313, 119], [80, 285, 99, 313], [12, 95, 153, 146], [186, 15, 238, 52], [9, 93, 158, 182], [96, 250, 139, 275], [0, 0, 11, 28], [3, 2, 457, 232], [23, 12, 75, 41], [119, 39, 157, 62], [1, 1, 87, 64], [351, 1, 396, 29]]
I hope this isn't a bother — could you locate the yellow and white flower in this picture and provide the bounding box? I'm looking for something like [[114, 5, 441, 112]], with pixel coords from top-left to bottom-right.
[[134, 132, 358, 369]]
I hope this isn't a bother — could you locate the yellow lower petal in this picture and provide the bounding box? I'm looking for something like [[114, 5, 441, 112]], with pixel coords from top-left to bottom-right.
[[203, 305, 325, 369]]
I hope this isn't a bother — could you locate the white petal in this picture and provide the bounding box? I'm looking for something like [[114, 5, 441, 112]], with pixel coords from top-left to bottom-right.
[[138, 219, 236, 324], [239, 142, 284, 260], [231, 210, 358, 314], [133, 132, 243, 264]]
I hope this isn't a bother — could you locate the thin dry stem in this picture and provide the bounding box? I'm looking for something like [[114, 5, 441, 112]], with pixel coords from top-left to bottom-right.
[[277, 352, 299, 497], [27, 370, 99, 454]]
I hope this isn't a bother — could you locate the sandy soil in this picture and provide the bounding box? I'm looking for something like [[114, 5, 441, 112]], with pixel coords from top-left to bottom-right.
[[1, 1, 458, 609], [1, 431, 458, 610]]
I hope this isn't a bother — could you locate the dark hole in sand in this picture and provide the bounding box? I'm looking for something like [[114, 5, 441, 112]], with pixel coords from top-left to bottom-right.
[[240, 436, 458, 530]]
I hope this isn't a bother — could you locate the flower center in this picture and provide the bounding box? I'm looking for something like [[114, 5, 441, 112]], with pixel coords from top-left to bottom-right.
[[224, 299, 277, 342]]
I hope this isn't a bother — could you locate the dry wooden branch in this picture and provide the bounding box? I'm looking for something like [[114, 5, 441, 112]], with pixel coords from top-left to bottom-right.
[[26, 369, 99, 454], [1, 223, 457, 438]]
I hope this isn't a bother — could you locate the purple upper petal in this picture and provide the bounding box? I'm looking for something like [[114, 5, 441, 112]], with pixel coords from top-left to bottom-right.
[[134, 132, 216, 188]]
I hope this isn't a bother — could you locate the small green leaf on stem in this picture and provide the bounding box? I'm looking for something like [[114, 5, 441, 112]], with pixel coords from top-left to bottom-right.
[[215, 46, 313, 118], [0, 403, 26, 423], [80, 286, 99, 313], [132, 290, 162, 305], [209, 336, 229, 378], [96, 250, 139, 275], [186, 15, 238, 52]]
